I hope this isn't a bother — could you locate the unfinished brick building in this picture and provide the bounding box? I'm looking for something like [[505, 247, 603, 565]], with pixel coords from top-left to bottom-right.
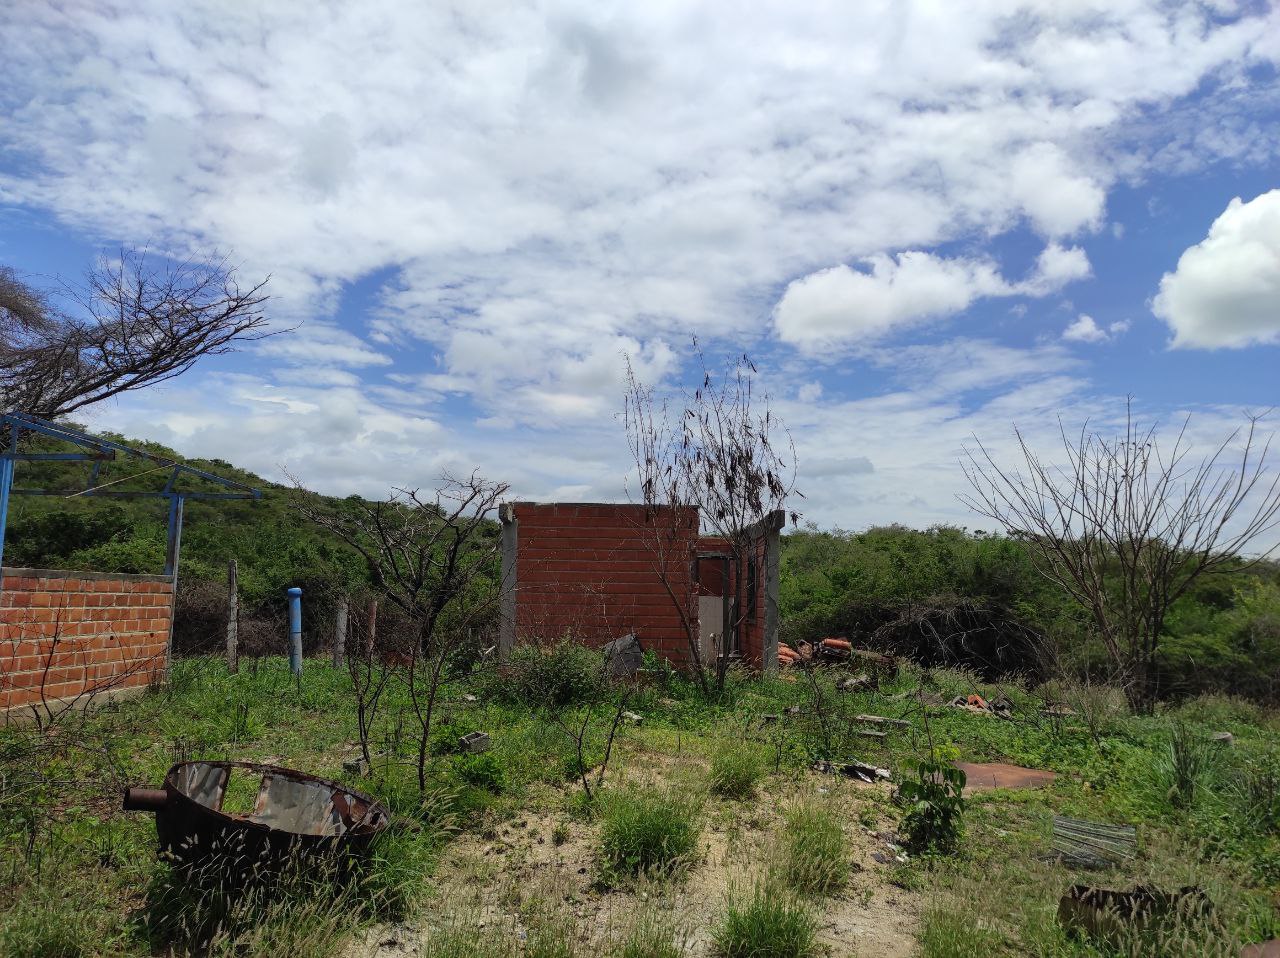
[[498, 502, 783, 671]]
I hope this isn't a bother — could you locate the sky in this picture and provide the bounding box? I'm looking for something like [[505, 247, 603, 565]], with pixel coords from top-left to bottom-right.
[[1, 1, 1279, 532]]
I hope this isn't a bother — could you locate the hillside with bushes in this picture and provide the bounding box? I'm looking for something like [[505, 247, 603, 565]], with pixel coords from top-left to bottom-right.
[[6, 432, 1278, 703]]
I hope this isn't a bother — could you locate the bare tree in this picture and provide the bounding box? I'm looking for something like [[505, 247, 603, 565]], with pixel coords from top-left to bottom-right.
[[1, 250, 271, 419], [297, 474, 509, 792], [961, 401, 1280, 712], [624, 345, 798, 691]]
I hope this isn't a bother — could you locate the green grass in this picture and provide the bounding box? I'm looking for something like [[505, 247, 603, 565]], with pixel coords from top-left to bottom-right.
[[708, 738, 767, 798], [771, 798, 849, 895], [712, 884, 817, 958], [2, 655, 1278, 957], [598, 786, 704, 879]]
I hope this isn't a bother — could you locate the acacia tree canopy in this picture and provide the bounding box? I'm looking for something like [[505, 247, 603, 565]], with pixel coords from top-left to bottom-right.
[[1, 250, 271, 419]]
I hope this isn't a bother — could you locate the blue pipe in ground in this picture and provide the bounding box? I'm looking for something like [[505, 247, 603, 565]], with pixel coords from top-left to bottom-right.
[[287, 587, 303, 676]]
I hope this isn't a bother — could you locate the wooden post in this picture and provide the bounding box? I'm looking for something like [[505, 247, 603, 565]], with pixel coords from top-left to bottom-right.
[[226, 559, 239, 673], [365, 597, 378, 657], [333, 594, 349, 668]]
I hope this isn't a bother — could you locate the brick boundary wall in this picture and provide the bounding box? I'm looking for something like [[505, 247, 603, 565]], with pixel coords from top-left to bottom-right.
[[1, 567, 174, 713]]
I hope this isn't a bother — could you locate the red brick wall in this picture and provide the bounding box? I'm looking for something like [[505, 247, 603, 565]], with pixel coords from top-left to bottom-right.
[[509, 503, 700, 666], [1, 568, 174, 712]]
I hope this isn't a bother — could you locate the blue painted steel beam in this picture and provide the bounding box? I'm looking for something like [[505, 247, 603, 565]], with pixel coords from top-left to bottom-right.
[[164, 495, 185, 578], [11, 490, 256, 500], [0, 455, 13, 576], [3, 453, 115, 462]]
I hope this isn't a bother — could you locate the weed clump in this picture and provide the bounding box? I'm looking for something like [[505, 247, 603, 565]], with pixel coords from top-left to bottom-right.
[[712, 884, 816, 958], [1164, 722, 1219, 808], [708, 739, 766, 798], [599, 787, 702, 878], [772, 798, 848, 895], [482, 641, 606, 708]]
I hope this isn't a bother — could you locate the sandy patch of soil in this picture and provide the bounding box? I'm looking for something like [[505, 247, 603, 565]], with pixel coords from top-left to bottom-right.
[[348, 747, 921, 957]]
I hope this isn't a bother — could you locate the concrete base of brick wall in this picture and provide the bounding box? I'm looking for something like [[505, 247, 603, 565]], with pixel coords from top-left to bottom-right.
[[1, 567, 174, 714], [1, 681, 152, 723]]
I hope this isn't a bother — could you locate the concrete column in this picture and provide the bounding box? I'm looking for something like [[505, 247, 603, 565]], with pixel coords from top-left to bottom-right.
[[763, 509, 783, 675], [498, 503, 518, 657]]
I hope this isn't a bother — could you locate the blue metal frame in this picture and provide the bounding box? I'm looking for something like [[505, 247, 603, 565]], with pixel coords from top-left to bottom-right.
[[0, 411, 260, 581]]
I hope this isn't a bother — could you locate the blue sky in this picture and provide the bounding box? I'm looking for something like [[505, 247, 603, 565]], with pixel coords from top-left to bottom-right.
[[2, 1, 1279, 531]]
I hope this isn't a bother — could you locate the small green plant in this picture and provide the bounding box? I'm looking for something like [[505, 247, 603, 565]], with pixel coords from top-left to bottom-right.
[[712, 883, 817, 958], [1165, 722, 1216, 808], [454, 752, 508, 794], [709, 739, 766, 798], [599, 787, 703, 878], [772, 798, 848, 895], [552, 822, 571, 846], [617, 903, 685, 958], [897, 746, 966, 856]]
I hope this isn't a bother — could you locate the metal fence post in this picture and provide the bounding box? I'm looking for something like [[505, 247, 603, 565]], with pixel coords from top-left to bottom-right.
[[287, 587, 303, 676]]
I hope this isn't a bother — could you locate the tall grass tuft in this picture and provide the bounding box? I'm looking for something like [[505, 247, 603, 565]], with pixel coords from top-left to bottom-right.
[[1165, 722, 1218, 808], [709, 739, 767, 798], [712, 883, 817, 958], [772, 798, 849, 895], [599, 786, 703, 879]]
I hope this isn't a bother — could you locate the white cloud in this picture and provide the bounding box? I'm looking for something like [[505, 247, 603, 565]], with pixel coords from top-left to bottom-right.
[[1008, 142, 1107, 236], [1, 1, 1277, 521], [773, 243, 1090, 349], [1152, 189, 1280, 348], [1062, 314, 1131, 343], [1063, 314, 1108, 343]]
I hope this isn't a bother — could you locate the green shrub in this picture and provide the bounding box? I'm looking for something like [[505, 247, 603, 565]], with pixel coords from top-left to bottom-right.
[[454, 752, 509, 793], [483, 641, 606, 708], [600, 787, 703, 878], [898, 750, 966, 855], [712, 884, 817, 958], [618, 905, 685, 958], [1169, 693, 1264, 729], [773, 799, 848, 894], [709, 740, 766, 798]]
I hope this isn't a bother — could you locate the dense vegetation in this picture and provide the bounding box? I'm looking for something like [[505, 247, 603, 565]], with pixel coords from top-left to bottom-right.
[[6, 431, 1279, 703]]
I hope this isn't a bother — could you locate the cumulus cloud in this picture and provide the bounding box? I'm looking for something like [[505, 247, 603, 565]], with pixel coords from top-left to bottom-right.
[[773, 243, 1090, 349], [1, 2, 1278, 521], [1063, 314, 1131, 343], [1152, 189, 1280, 348]]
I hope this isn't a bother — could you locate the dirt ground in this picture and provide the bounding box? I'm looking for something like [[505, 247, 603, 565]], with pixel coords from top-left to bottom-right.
[[347, 746, 922, 957]]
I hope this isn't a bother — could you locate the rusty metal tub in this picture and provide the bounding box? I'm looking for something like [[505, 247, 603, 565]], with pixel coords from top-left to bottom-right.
[[124, 760, 390, 870]]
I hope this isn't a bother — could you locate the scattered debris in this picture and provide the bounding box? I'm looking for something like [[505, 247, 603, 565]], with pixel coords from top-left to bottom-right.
[[461, 693, 479, 703], [459, 731, 492, 754], [760, 713, 781, 725], [343, 756, 370, 777], [1041, 704, 1077, 718], [857, 730, 888, 741], [1211, 731, 1235, 746], [836, 673, 874, 693], [954, 761, 1057, 794], [620, 710, 643, 725], [1057, 884, 1210, 941], [855, 714, 911, 728], [812, 759, 892, 783], [785, 705, 802, 716], [122, 760, 389, 869], [1050, 816, 1137, 869], [948, 694, 1012, 719], [601, 632, 644, 678]]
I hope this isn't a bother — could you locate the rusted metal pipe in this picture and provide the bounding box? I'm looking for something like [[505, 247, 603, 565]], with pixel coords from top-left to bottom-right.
[[123, 787, 169, 811]]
